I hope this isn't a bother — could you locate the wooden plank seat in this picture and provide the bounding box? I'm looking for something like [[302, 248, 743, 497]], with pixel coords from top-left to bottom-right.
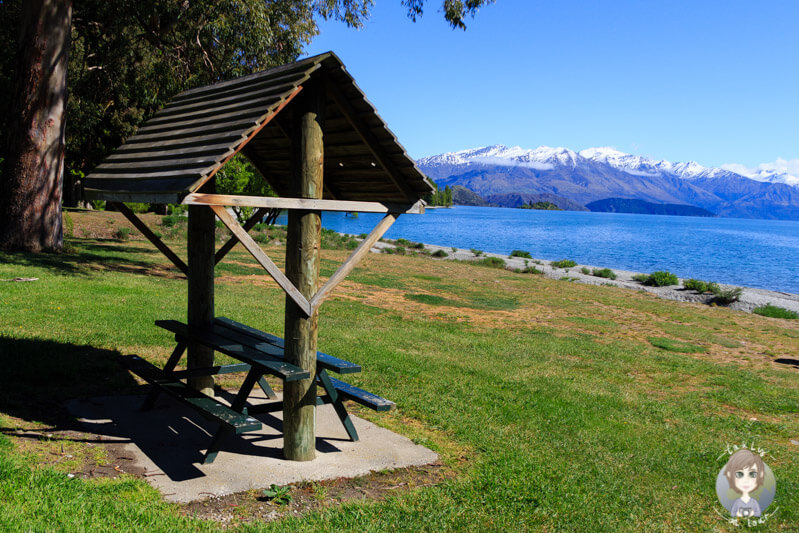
[[155, 319, 311, 383], [130, 317, 394, 463], [211, 317, 396, 417], [120, 355, 261, 434]]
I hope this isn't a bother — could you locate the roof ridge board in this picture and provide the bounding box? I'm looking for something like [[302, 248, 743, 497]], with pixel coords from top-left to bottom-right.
[[143, 94, 283, 128], [151, 80, 299, 121], [127, 115, 264, 144], [137, 106, 278, 137], [107, 142, 235, 161], [172, 59, 323, 102]]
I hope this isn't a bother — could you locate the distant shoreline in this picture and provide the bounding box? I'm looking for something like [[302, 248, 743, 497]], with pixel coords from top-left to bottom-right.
[[365, 239, 799, 315]]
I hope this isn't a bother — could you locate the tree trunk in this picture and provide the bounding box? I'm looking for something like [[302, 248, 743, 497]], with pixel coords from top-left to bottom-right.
[[0, 0, 72, 252]]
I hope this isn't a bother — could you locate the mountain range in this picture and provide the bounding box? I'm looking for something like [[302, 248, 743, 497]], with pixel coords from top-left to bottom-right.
[[416, 145, 799, 219]]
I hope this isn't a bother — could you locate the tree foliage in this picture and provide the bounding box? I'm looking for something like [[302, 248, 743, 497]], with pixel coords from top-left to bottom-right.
[[0, 0, 493, 250], [403, 0, 494, 29], [0, 0, 494, 186], [215, 154, 276, 222], [426, 183, 452, 206]]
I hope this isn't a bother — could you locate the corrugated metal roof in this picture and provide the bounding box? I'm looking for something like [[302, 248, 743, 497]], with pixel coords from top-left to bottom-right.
[[83, 52, 434, 205]]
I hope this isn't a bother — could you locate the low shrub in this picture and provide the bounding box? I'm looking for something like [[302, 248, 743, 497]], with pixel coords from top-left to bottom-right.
[[167, 204, 188, 216], [581, 267, 591, 275], [253, 233, 269, 244], [683, 279, 708, 292], [161, 215, 184, 227], [518, 266, 542, 274], [510, 250, 532, 259], [683, 279, 723, 295], [395, 238, 412, 246], [470, 248, 483, 257], [358, 233, 367, 239], [551, 259, 577, 269], [592, 268, 617, 280], [711, 287, 742, 306], [476, 257, 506, 269], [431, 249, 448, 258], [636, 271, 678, 287], [410, 242, 425, 249], [451, 247, 458, 253], [126, 202, 150, 213], [115, 227, 131, 240], [647, 271, 678, 286], [346, 239, 359, 250], [753, 304, 798, 319]]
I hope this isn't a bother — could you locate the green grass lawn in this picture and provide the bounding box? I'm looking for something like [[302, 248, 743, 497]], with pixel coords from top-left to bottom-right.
[[1, 212, 798, 531]]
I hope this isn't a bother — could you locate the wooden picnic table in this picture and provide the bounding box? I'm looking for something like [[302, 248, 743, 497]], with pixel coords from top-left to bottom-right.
[[122, 316, 394, 464]]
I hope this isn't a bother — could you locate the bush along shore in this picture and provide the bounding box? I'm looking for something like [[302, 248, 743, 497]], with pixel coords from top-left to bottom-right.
[[369, 238, 799, 316]]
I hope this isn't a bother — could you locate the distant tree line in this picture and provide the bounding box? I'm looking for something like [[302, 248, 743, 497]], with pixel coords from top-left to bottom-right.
[[520, 201, 562, 210], [426, 184, 453, 207]]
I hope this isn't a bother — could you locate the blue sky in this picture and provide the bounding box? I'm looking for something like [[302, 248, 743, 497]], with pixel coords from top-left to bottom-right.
[[305, 1, 799, 172]]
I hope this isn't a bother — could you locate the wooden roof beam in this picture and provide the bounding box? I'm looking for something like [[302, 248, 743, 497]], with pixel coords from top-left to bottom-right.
[[324, 81, 419, 202], [183, 193, 425, 214]]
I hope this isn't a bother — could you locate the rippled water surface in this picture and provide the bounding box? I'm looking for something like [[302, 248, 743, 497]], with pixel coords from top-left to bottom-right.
[[276, 206, 799, 294]]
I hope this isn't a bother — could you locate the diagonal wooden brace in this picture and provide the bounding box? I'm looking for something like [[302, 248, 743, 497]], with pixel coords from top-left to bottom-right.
[[210, 205, 312, 317], [309, 212, 398, 312], [214, 207, 270, 265], [113, 202, 188, 275]]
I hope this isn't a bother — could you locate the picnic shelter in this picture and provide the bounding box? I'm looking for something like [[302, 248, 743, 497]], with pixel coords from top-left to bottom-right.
[[82, 52, 434, 463]]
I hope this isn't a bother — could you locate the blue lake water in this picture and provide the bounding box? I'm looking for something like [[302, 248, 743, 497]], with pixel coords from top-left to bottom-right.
[[276, 206, 799, 295]]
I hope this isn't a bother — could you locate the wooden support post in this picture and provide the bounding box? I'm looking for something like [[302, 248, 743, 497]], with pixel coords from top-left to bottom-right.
[[283, 82, 324, 461], [187, 188, 216, 396]]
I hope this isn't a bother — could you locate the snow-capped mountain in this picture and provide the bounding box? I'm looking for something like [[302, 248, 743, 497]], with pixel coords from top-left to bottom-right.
[[417, 145, 799, 220]]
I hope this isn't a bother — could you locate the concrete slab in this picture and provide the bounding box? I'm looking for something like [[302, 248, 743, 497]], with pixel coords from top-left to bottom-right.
[[67, 392, 438, 503]]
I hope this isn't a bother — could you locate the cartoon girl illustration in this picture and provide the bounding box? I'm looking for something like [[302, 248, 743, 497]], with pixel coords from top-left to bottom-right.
[[723, 449, 765, 518]]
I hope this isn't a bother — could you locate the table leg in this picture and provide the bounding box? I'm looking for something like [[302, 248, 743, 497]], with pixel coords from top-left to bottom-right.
[[203, 369, 261, 464], [141, 341, 187, 411], [317, 369, 358, 441], [258, 376, 277, 399]]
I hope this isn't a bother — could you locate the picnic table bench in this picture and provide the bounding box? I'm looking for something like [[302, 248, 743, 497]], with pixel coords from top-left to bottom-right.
[[121, 316, 394, 464]]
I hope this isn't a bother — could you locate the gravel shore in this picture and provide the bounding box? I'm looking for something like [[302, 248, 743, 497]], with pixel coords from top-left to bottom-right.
[[368, 241, 799, 315]]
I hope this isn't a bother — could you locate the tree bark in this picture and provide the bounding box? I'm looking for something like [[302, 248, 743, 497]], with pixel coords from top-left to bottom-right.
[[0, 0, 72, 252], [283, 83, 324, 461]]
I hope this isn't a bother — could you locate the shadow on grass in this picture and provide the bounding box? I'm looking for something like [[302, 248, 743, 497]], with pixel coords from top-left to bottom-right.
[[0, 336, 140, 426], [0, 336, 343, 483], [0, 239, 184, 279]]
